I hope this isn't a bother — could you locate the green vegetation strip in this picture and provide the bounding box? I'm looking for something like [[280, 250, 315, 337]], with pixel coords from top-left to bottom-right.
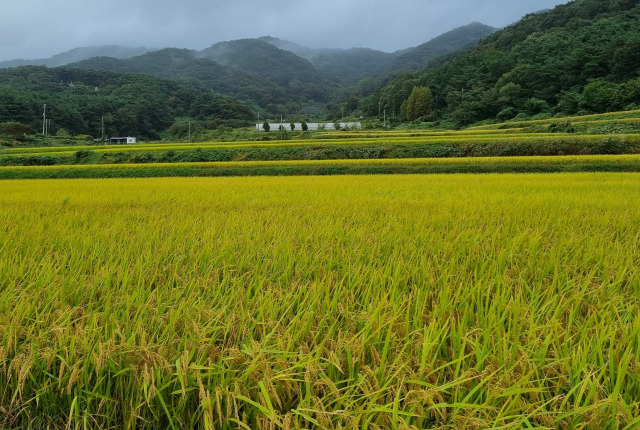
[[2, 134, 640, 166], [0, 133, 586, 156], [1, 154, 639, 179], [470, 109, 640, 130]]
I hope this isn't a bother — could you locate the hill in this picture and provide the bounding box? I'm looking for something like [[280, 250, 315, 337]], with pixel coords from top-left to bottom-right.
[[200, 39, 336, 101], [260, 24, 496, 85], [70, 48, 293, 112], [0, 66, 254, 140], [0, 23, 496, 122], [0, 46, 154, 69], [383, 22, 497, 74], [377, 0, 640, 126], [259, 37, 396, 84]]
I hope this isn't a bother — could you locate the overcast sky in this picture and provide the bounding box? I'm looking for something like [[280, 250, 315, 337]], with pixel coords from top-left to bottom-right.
[[1, 0, 571, 61]]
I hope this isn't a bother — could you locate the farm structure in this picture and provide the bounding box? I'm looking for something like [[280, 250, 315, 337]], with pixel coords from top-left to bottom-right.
[[109, 137, 137, 144]]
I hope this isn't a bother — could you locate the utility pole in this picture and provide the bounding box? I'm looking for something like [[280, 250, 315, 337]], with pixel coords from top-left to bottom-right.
[[42, 104, 46, 136], [101, 116, 105, 144], [188, 121, 191, 143], [383, 109, 386, 128], [280, 114, 284, 141]]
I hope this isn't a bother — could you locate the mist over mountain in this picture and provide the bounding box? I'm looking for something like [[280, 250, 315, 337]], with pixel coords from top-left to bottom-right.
[[383, 22, 497, 74], [0, 46, 154, 69], [51, 22, 495, 112], [258, 22, 496, 84]]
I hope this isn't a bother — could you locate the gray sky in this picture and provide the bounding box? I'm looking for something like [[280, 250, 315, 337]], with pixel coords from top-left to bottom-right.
[[1, 0, 570, 61]]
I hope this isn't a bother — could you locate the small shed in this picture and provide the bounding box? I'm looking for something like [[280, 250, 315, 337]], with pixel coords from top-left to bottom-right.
[[109, 137, 137, 144]]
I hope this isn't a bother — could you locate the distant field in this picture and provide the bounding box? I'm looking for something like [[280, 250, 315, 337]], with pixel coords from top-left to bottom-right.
[[470, 109, 640, 130], [2, 173, 639, 428], [1, 154, 640, 179], [2, 110, 640, 174]]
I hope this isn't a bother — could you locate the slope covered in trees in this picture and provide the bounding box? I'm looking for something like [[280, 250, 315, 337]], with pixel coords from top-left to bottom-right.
[[383, 22, 497, 75], [260, 23, 496, 85], [378, 0, 640, 126], [70, 49, 295, 114], [0, 21, 498, 137], [0, 67, 254, 140]]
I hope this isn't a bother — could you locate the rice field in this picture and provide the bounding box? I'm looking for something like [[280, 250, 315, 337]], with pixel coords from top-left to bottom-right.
[[1, 173, 639, 429], [1, 153, 639, 180], [3, 133, 640, 159]]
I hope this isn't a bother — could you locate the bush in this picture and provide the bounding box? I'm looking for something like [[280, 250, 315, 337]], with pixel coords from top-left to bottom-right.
[[75, 150, 93, 159], [0, 121, 32, 140], [497, 107, 518, 122], [548, 121, 576, 133], [525, 98, 551, 116]]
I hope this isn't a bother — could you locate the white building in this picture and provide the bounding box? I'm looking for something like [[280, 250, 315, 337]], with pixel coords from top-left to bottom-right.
[[256, 122, 361, 131], [109, 137, 137, 144]]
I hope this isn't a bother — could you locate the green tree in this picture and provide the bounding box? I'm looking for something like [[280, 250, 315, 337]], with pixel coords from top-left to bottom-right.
[[497, 82, 524, 108], [263, 121, 270, 132], [524, 98, 551, 116], [401, 86, 435, 121], [581, 80, 621, 112], [611, 39, 640, 81]]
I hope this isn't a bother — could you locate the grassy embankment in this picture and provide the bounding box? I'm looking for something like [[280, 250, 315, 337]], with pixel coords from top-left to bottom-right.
[[0, 110, 639, 178]]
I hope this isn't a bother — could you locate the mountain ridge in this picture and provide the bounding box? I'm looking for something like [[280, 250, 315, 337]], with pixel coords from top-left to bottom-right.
[[377, 0, 640, 126], [0, 46, 155, 69]]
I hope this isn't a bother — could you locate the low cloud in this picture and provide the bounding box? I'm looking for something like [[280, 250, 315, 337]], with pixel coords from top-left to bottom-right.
[[0, 0, 569, 61]]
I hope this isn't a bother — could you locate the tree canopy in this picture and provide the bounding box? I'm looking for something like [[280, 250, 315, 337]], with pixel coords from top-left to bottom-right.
[[380, 0, 640, 126]]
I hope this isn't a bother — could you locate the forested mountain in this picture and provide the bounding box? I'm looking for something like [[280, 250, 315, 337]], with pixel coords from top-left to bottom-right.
[[0, 66, 253, 139], [259, 37, 396, 84], [70, 42, 339, 113], [63, 26, 493, 117], [383, 22, 497, 74], [260, 23, 496, 84], [200, 39, 336, 101], [377, 0, 640, 126], [0, 46, 154, 69], [308, 48, 397, 84], [0, 21, 495, 138], [70, 49, 294, 113]]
